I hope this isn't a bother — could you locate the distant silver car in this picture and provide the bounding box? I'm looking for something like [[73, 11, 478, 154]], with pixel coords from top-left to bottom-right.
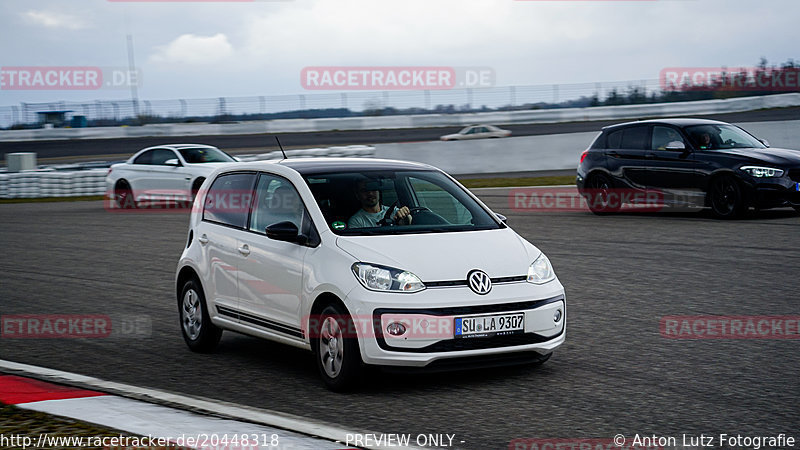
[[106, 144, 236, 208], [440, 124, 512, 141]]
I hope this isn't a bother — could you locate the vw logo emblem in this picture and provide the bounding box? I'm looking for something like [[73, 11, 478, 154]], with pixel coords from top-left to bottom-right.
[[468, 270, 492, 295]]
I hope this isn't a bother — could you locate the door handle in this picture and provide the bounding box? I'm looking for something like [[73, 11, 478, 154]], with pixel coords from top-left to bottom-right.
[[198, 234, 209, 245], [238, 244, 250, 256], [645, 153, 655, 159], [605, 151, 621, 157]]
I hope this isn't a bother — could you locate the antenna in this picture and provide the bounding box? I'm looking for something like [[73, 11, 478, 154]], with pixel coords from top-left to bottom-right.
[[275, 136, 287, 160]]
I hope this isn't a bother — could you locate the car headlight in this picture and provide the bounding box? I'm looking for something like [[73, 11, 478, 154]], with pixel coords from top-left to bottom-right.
[[740, 166, 785, 178], [352, 263, 425, 293], [527, 253, 555, 284]]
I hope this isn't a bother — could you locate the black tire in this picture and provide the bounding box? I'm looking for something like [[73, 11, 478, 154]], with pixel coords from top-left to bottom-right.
[[179, 278, 222, 352], [313, 303, 362, 391], [709, 175, 745, 219], [585, 173, 620, 215], [114, 181, 136, 209]]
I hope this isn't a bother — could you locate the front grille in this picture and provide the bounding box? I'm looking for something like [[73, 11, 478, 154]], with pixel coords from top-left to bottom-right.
[[789, 169, 800, 183], [374, 295, 564, 353], [426, 275, 527, 288]]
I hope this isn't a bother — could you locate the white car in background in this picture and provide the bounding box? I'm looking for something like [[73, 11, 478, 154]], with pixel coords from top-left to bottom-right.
[[106, 144, 236, 208], [440, 124, 512, 141]]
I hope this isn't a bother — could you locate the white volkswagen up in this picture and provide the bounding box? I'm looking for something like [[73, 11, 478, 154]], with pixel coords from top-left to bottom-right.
[[176, 158, 565, 390]]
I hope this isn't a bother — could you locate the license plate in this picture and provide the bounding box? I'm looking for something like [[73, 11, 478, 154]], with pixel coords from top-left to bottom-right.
[[455, 312, 524, 339], [795, 182, 800, 192]]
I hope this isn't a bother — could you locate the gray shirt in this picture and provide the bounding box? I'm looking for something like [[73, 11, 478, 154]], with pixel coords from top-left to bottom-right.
[[348, 205, 389, 228]]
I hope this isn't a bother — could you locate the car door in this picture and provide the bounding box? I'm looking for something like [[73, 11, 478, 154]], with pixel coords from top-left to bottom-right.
[[126, 149, 155, 201], [603, 125, 650, 189], [196, 171, 258, 321], [145, 148, 192, 199], [645, 125, 702, 205], [236, 173, 310, 339]]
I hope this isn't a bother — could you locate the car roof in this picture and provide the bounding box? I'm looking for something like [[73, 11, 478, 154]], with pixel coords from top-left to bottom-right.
[[602, 118, 729, 131], [143, 144, 219, 150], [215, 158, 438, 176]]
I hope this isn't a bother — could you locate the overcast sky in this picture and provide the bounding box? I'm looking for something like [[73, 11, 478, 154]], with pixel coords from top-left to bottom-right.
[[1, 0, 798, 107]]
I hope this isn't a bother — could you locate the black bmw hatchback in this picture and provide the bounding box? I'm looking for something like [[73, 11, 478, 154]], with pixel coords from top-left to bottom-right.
[[577, 118, 800, 218]]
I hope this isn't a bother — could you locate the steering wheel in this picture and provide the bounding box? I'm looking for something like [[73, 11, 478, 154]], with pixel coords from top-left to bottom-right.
[[377, 201, 399, 226]]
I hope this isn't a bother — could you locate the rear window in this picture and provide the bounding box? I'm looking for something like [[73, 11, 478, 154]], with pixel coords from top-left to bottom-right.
[[202, 172, 257, 228]]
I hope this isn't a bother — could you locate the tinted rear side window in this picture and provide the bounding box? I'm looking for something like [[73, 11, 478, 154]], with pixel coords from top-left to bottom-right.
[[621, 126, 649, 150], [203, 172, 257, 228], [133, 150, 153, 165], [606, 130, 623, 149]]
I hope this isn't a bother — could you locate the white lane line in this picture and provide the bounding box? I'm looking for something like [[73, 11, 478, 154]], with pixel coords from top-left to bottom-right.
[[20, 396, 341, 450], [0, 359, 424, 450]]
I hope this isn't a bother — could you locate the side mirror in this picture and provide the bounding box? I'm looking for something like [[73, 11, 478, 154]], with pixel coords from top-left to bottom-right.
[[759, 139, 770, 148], [164, 159, 181, 166], [494, 213, 508, 224], [266, 221, 306, 244], [665, 141, 686, 151]]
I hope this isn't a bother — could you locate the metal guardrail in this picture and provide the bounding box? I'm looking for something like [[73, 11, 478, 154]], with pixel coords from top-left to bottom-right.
[[0, 80, 663, 129]]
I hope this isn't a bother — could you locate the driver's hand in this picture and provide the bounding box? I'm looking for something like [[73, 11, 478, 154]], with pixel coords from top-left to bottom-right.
[[393, 206, 412, 225]]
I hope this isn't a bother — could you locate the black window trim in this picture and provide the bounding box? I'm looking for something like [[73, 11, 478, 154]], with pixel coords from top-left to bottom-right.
[[243, 171, 321, 248], [201, 170, 258, 230]]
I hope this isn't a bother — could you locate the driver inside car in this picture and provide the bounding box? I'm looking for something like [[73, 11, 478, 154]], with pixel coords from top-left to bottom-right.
[[348, 178, 412, 228]]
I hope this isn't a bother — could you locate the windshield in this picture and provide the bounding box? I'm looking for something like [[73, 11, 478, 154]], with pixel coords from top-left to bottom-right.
[[178, 147, 236, 163], [303, 170, 502, 236], [684, 125, 766, 150]]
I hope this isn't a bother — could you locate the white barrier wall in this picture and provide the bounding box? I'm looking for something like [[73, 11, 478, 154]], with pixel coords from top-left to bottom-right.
[[0, 146, 375, 199], [3, 93, 799, 142], [375, 119, 800, 175], [375, 132, 598, 175], [0, 170, 108, 198]]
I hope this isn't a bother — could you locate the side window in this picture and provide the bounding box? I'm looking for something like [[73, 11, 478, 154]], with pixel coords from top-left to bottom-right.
[[606, 130, 623, 149], [150, 149, 178, 165], [249, 175, 305, 234], [133, 150, 154, 165], [202, 173, 256, 228], [409, 177, 472, 225], [651, 126, 686, 150], [621, 126, 649, 150]]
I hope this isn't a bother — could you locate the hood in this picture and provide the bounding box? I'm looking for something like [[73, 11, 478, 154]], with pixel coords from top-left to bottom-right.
[[335, 228, 539, 282], [713, 147, 800, 167]]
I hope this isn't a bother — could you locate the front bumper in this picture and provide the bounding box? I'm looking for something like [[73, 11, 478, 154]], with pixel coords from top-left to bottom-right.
[[344, 279, 566, 367], [749, 175, 800, 209]]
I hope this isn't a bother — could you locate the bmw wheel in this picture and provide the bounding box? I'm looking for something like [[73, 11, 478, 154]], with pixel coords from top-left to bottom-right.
[[709, 175, 745, 219], [585, 173, 620, 215], [115, 181, 136, 209], [179, 278, 222, 352], [314, 303, 362, 391]]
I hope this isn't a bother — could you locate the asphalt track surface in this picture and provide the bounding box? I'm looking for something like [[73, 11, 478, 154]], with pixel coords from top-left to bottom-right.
[[2, 106, 799, 162], [1, 193, 798, 449]]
